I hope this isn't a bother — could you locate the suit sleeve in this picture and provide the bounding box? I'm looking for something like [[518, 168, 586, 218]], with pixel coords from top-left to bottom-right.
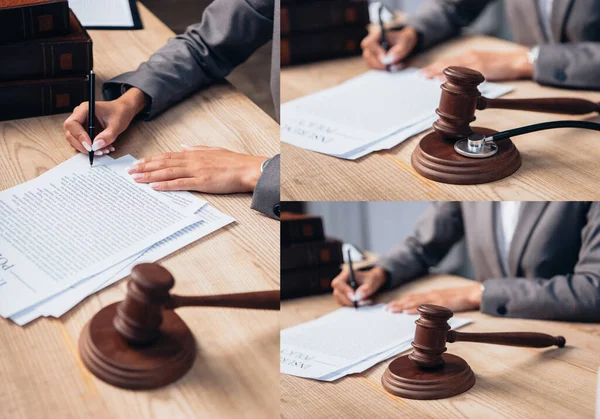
[[103, 0, 274, 119], [404, 0, 495, 50], [481, 203, 600, 322], [377, 202, 465, 289], [534, 43, 600, 90], [251, 154, 280, 220]]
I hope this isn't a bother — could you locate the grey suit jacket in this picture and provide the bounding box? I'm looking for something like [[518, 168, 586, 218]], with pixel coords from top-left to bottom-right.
[[103, 0, 281, 220], [377, 202, 600, 321], [405, 0, 600, 90]]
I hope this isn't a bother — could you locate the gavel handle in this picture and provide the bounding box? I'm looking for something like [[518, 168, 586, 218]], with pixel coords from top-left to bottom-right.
[[448, 330, 565, 348], [166, 290, 280, 311], [478, 97, 600, 115]]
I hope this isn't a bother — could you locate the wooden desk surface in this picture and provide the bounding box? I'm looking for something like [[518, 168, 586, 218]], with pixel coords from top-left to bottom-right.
[[0, 5, 280, 419], [281, 275, 600, 418], [281, 35, 600, 201]]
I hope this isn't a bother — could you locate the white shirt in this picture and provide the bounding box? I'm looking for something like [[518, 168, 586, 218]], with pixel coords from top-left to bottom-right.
[[495, 202, 522, 273], [537, 0, 554, 41]]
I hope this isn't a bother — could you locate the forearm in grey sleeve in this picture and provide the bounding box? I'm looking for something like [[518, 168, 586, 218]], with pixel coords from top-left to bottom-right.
[[103, 0, 274, 119], [251, 154, 280, 220], [376, 202, 465, 289], [404, 0, 494, 50], [481, 203, 600, 322], [534, 43, 600, 90]]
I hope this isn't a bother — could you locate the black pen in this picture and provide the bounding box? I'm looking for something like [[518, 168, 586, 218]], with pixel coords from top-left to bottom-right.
[[347, 249, 358, 310], [379, 4, 390, 71], [88, 70, 95, 167]]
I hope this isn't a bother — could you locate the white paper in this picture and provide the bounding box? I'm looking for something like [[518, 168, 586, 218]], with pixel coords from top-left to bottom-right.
[[0, 154, 206, 317], [281, 68, 513, 159], [69, 0, 135, 27], [280, 304, 471, 381], [10, 205, 235, 325]]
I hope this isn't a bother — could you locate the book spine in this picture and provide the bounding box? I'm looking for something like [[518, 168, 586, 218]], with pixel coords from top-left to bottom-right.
[[281, 218, 325, 246], [281, 0, 370, 35], [281, 241, 343, 271], [0, 78, 88, 121], [281, 266, 341, 300], [281, 27, 368, 66], [0, 1, 70, 44], [0, 40, 93, 81]]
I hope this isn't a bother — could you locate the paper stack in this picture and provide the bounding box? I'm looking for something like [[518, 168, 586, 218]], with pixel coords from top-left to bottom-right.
[[280, 304, 471, 381], [0, 154, 235, 326], [281, 68, 513, 159]]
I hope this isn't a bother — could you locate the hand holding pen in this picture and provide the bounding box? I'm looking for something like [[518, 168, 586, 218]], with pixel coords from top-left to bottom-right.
[[347, 249, 359, 309]]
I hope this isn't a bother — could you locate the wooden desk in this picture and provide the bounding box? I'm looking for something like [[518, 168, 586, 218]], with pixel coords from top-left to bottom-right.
[[0, 5, 280, 419], [281, 275, 600, 418], [281, 35, 600, 201]]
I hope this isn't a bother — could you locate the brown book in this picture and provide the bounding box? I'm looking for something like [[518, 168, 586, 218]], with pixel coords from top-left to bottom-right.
[[281, 265, 341, 300], [281, 26, 368, 66], [0, 10, 92, 81], [281, 238, 343, 271], [0, 76, 87, 121], [281, 0, 370, 35], [0, 0, 70, 45], [281, 212, 325, 246]]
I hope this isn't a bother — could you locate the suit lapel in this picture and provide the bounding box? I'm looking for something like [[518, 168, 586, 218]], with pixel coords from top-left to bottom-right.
[[522, 1, 546, 43], [551, 0, 574, 42], [507, 202, 549, 276], [480, 202, 506, 277]]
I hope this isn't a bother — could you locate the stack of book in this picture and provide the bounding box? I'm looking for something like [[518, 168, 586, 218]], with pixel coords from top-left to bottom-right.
[[0, 0, 92, 121], [281, 0, 369, 66], [281, 212, 344, 299]]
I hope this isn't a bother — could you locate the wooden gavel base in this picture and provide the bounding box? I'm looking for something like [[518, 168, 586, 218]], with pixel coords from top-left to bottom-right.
[[381, 353, 475, 400], [412, 127, 521, 185], [79, 302, 196, 390]]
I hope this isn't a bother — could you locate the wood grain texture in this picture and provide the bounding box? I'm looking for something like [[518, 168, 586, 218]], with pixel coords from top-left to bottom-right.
[[280, 35, 600, 201], [0, 4, 280, 419], [281, 275, 600, 418]]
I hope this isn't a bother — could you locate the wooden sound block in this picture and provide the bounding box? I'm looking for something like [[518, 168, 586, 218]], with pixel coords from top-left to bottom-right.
[[411, 127, 521, 184], [381, 353, 476, 400], [79, 302, 196, 390]]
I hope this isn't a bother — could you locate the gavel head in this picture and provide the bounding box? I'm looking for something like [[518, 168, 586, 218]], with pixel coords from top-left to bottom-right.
[[408, 304, 454, 369], [432, 66, 486, 140], [113, 263, 175, 345]]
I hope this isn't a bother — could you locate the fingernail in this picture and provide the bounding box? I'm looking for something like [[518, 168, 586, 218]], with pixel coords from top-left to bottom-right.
[[381, 54, 395, 66], [82, 142, 92, 152], [135, 159, 144, 164], [150, 183, 160, 189], [127, 165, 138, 173], [389, 64, 401, 72], [94, 151, 103, 156], [347, 292, 355, 301], [109, 146, 115, 152], [181, 144, 191, 148], [402, 309, 409, 314], [92, 139, 106, 151], [103, 149, 110, 155], [131, 174, 143, 180], [358, 299, 372, 307], [354, 291, 363, 301]]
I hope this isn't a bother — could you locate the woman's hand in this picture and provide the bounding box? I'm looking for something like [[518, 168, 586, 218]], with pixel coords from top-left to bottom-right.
[[385, 283, 483, 314], [331, 266, 387, 307], [63, 87, 147, 155], [361, 26, 419, 71], [420, 48, 533, 81], [127, 145, 268, 194]]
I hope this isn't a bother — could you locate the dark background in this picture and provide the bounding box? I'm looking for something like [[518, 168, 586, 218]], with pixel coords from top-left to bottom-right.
[[141, 0, 276, 120]]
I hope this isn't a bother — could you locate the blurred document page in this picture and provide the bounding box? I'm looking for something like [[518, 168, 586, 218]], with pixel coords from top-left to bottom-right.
[[69, 0, 134, 27], [0, 154, 205, 317], [9, 205, 234, 325], [280, 304, 470, 380], [281, 68, 513, 158]]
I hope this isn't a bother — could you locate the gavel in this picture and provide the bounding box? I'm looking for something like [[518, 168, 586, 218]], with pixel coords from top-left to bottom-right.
[[79, 263, 279, 390], [408, 304, 565, 369], [114, 263, 280, 345], [433, 66, 600, 139]]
